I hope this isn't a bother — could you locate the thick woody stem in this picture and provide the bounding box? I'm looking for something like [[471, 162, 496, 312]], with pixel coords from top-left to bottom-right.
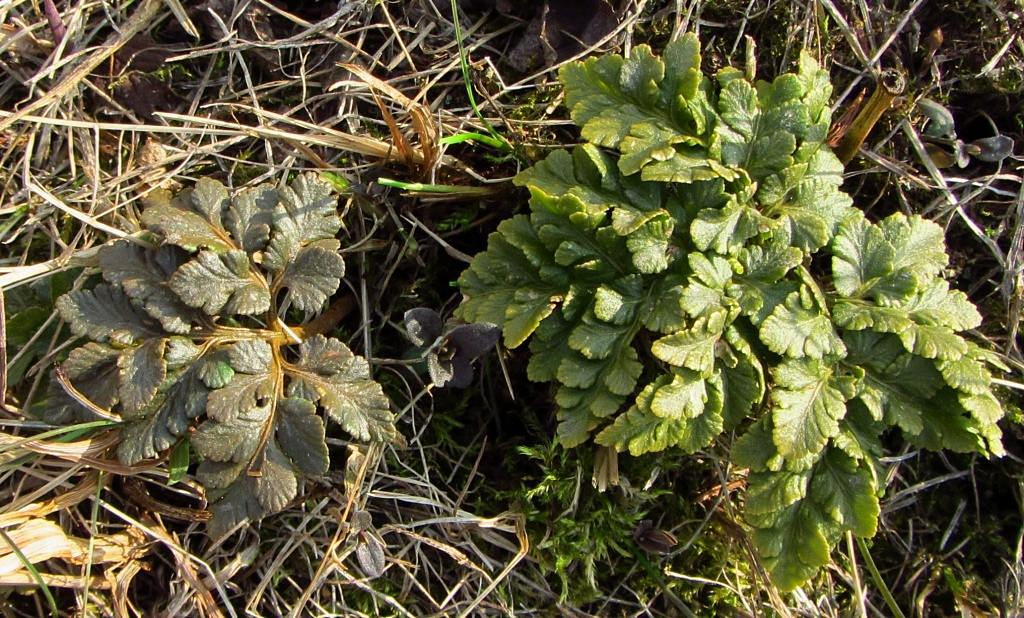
[[291, 295, 356, 340]]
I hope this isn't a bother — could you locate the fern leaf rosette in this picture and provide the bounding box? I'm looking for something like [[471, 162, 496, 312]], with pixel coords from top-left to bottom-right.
[[457, 35, 1005, 590], [49, 173, 396, 536]]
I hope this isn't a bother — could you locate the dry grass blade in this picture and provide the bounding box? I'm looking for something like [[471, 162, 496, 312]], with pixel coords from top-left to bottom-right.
[[0, 0, 1019, 614], [121, 477, 210, 522], [338, 63, 441, 175], [162, 0, 199, 39], [0, 518, 146, 580], [112, 559, 145, 616], [0, 473, 97, 528], [0, 0, 163, 132], [154, 110, 428, 166], [0, 288, 6, 414], [286, 442, 382, 616], [52, 365, 122, 422], [0, 429, 156, 476], [0, 256, 87, 292], [0, 570, 109, 590], [900, 120, 1008, 268], [26, 178, 130, 239], [454, 512, 529, 618], [142, 520, 226, 618]]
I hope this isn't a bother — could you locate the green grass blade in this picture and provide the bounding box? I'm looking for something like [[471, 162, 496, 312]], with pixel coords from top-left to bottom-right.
[[80, 471, 105, 614], [0, 420, 117, 456], [448, 0, 511, 153], [439, 131, 510, 150]]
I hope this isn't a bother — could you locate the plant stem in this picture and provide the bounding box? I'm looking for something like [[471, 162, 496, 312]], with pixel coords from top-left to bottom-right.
[[292, 295, 356, 340], [376, 177, 500, 196], [834, 69, 905, 163], [80, 471, 105, 614], [856, 536, 907, 618], [847, 532, 867, 617], [0, 287, 7, 413]]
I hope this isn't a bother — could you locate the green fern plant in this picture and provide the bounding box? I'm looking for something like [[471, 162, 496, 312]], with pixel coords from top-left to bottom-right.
[[47, 173, 396, 536], [457, 35, 1006, 590]]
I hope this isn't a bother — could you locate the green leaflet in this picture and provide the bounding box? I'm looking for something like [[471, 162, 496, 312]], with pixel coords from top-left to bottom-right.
[[651, 369, 709, 419], [140, 181, 233, 252], [285, 335, 395, 443], [117, 338, 167, 412], [729, 234, 803, 321], [759, 150, 851, 254], [880, 212, 949, 277], [832, 402, 885, 462], [518, 145, 674, 272], [225, 184, 276, 253], [277, 242, 345, 314], [197, 444, 297, 538], [561, 36, 714, 182], [732, 418, 781, 472], [263, 174, 342, 273], [713, 76, 802, 180], [456, 37, 1005, 593], [760, 287, 846, 359], [718, 328, 766, 429], [198, 352, 235, 388], [690, 201, 762, 255], [904, 389, 992, 454], [769, 358, 853, 460], [276, 397, 330, 476], [457, 216, 566, 348], [842, 331, 942, 429], [192, 403, 273, 464], [99, 241, 196, 334], [898, 279, 982, 331], [747, 447, 879, 591], [642, 274, 688, 333], [117, 367, 208, 465], [595, 373, 723, 455], [206, 372, 274, 423], [56, 284, 161, 345], [43, 343, 121, 424], [651, 322, 718, 374], [170, 250, 270, 316], [832, 213, 951, 302], [554, 312, 644, 446], [832, 214, 906, 299], [48, 173, 396, 537]]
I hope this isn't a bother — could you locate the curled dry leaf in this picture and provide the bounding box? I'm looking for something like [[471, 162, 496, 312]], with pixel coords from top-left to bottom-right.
[[969, 134, 1014, 163], [506, 0, 620, 72], [632, 520, 678, 555], [403, 307, 500, 388], [351, 509, 386, 578], [0, 519, 147, 578], [918, 98, 957, 139]]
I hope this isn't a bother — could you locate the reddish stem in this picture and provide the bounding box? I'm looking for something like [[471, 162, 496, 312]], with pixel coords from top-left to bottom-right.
[[43, 0, 67, 44]]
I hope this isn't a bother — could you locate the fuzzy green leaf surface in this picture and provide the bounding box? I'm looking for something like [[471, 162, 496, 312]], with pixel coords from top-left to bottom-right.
[[457, 38, 1005, 592]]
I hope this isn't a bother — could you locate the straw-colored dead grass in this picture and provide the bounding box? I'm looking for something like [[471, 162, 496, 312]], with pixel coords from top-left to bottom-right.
[[0, 0, 1022, 615], [0, 0, 542, 614]]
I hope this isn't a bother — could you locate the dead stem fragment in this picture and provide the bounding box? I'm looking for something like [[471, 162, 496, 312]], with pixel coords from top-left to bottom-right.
[[834, 68, 906, 163]]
